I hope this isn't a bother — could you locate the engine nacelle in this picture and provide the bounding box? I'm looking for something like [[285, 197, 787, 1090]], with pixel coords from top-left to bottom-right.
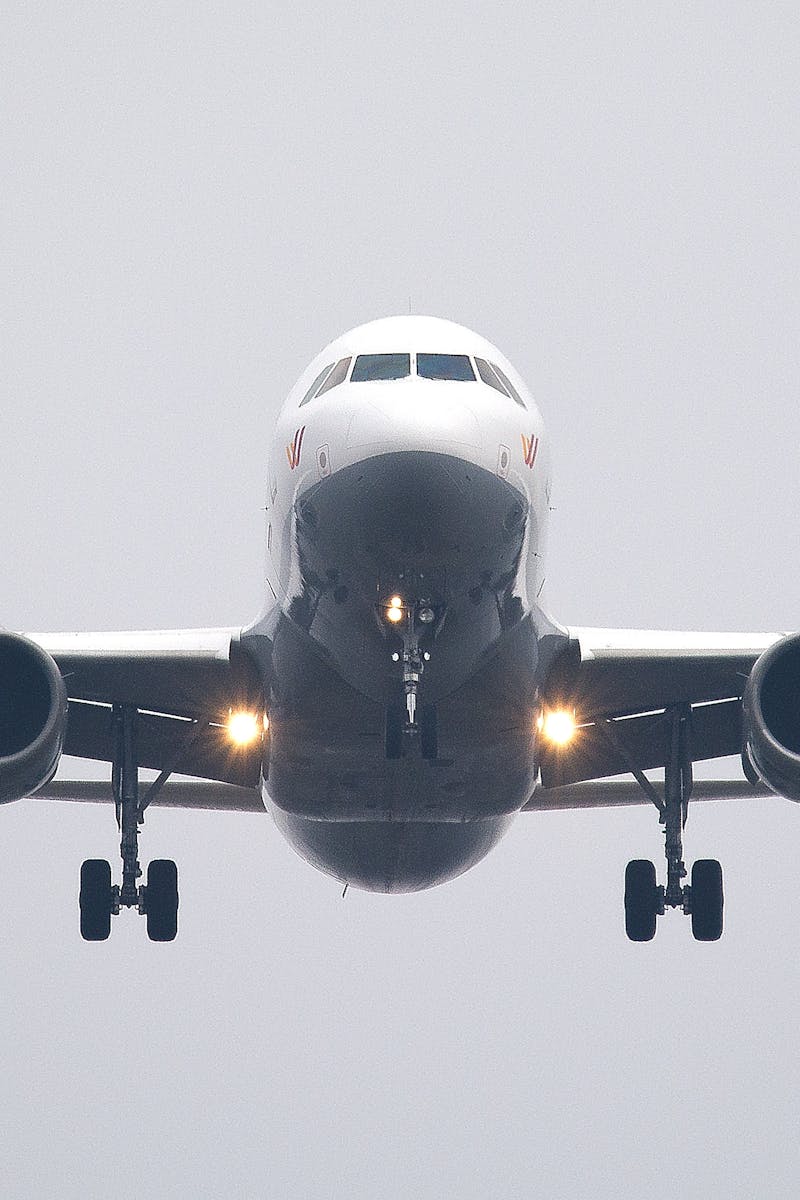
[[0, 633, 67, 804], [743, 634, 800, 802]]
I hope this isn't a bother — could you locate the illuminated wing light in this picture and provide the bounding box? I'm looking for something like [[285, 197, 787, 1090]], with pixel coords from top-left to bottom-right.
[[539, 708, 577, 746], [227, 711, 264, 746]]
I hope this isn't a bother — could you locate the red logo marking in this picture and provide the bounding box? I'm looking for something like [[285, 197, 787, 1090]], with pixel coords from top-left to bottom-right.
[[286, 426, 306, 470], [521, 433, 539, 469]]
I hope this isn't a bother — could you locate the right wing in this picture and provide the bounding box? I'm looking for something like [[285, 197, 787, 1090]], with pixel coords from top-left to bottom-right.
[[32, 779, 265, 811], [28, 627, 266, 789]]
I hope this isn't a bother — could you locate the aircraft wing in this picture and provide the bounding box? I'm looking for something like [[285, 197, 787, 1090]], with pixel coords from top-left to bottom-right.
[[24, 623, 789, 810], [27, 627, 265, 791], [537, 626, 786, 792]]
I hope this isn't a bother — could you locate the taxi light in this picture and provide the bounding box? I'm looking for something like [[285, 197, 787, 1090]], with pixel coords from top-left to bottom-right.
[[227, 711, 262, 746], [386, 596, 404, 623], [541, 709, 577, 746]]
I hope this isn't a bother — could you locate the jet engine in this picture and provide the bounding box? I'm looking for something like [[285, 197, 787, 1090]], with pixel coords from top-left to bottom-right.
[[0, 632, 67, 803], [743, 634, 800, 802]]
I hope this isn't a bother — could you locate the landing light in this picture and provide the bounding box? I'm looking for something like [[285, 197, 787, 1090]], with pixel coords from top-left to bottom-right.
[[227, 711, 263, 746], [386, 596, 404, 623], [539, 709, 577, 746]]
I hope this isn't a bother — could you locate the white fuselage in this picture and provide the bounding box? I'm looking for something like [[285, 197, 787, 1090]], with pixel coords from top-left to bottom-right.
[[246, 315, 559, 892], [265, 315, 551, 611]]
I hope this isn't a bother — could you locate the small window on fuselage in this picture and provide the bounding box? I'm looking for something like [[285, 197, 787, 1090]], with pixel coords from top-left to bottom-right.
[[416, 353, 476, 381], [489, 362, 526, 408], [299, 363, 335, 406], [315, 357, 352, 397], [475, 357, 509, 396], [351, 353, 411, 381]]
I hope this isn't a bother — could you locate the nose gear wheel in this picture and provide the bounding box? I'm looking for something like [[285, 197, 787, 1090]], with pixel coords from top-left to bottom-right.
[[384, 599, 437, 760]]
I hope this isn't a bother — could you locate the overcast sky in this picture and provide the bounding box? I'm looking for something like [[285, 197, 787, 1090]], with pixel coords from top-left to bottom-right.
[[2, 4, 800, 1198]]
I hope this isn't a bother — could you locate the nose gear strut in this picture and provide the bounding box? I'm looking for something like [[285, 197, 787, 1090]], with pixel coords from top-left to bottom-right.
[[402, 641, 424, 727], [384, 601, 437, 760]]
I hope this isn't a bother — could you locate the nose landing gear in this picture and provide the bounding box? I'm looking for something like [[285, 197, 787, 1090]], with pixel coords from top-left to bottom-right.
[[384, 696, 438, 761], [402, 643, 423, 728], [79, 704, 180, 941], [384, 649, 437, 761], [383, 596, 438, 761]]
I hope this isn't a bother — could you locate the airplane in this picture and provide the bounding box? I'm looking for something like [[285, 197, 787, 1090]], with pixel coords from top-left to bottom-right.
[[3, 314, 792, 943]]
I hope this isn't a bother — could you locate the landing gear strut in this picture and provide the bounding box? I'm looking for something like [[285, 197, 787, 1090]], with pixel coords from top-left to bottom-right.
[[384, 690, 438, 761], [79, 704, 179, 941], [402, 641, 424, 728], [384, 601, 437, 761], [605, 705, 723, 942]]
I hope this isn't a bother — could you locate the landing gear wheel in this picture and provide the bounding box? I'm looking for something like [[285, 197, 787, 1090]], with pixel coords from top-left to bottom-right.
[[145, 859, 179, 942], [385, 704, 404, 760], [690, 859, 723, 941], [624, 859, 658, 942], [420, 704, 438, 760], [80, 859, 113, 941]]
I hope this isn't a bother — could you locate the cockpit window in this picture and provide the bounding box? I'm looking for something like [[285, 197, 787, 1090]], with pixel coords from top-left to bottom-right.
[[315, 356, 352, 397], [489, 362, 526, 408], [299, 363, 335, 406], [475, 358, 509, 396], [416, 353, 476, 381], [351, 353, 411, 381]]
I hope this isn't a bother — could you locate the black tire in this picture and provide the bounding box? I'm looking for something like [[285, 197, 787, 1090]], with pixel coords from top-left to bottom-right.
[[420, 704, 438, 760], [385, 704, 404, 760], [691, 859, 723, 941], [624, 859, 658, 942], [146, 859, 179, 942], [80, 859, 112, 942]]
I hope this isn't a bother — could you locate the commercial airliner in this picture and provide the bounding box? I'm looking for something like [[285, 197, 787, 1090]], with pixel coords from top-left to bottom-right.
[[4, 315, 792, 942]]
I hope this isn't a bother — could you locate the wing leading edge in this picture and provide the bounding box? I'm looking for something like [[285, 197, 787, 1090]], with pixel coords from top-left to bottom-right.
[[538, 626, 785, 794], [27, 627, 265, 789]]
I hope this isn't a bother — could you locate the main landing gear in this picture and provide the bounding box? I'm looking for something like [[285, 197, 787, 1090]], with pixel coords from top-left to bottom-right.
[[604, 704, 723, 943], [79, 704, 180, 942]]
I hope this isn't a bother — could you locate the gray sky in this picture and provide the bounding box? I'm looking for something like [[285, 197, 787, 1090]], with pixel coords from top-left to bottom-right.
[[2, 3, 800, 1197]]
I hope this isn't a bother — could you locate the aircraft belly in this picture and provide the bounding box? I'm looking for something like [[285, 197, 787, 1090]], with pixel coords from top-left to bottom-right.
[[265, 600, 546, 816], [261, 611, 553, 892], [269, 806, 516, 894], [247, 450, 568, 891]]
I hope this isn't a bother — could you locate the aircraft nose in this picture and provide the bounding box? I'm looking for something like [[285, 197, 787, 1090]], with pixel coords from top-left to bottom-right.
[[346, 385, 481, 452]]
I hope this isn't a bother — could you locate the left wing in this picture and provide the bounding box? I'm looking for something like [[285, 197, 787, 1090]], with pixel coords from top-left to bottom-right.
[[525, 778, 773, 811], [538, 626, 785, 791], [28, 627, 265, 789]]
